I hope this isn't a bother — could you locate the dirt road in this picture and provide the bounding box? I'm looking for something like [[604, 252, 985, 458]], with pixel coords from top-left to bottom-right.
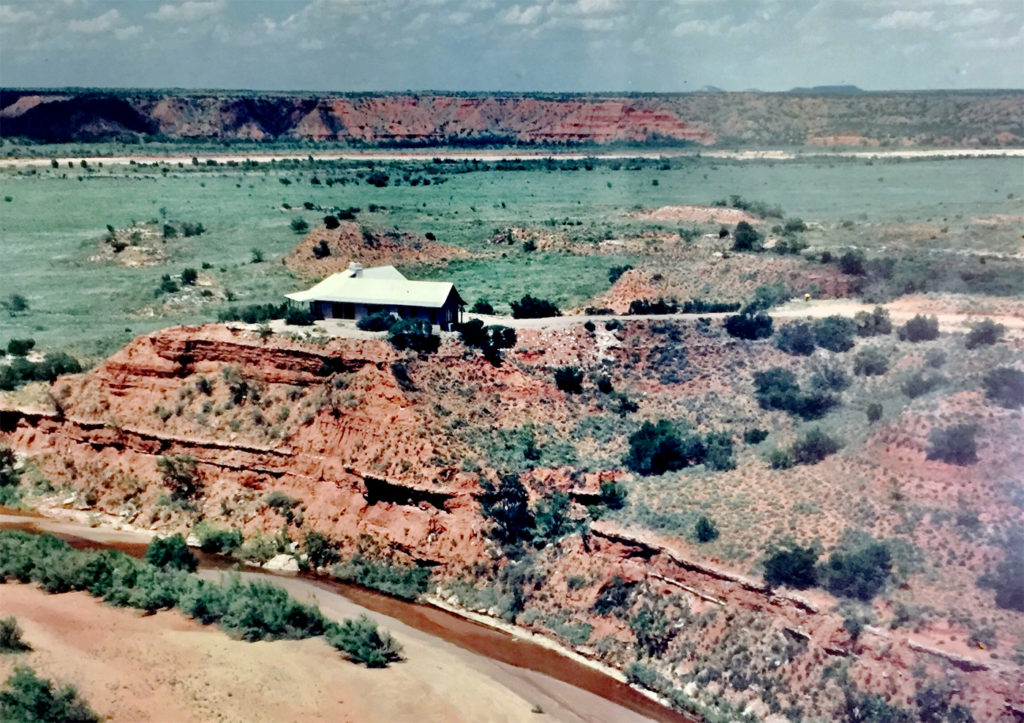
[[3, 147, 1022, 170]]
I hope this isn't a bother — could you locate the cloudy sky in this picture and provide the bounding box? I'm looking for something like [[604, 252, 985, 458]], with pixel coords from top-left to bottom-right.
[[0, 0, 1020, 92]]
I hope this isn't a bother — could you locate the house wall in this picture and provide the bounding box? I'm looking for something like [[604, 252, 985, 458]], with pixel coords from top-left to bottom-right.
[[310, 301, 459, 329]]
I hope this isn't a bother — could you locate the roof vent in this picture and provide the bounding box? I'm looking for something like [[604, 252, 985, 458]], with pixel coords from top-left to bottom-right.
[[347, 261, 363, 277]]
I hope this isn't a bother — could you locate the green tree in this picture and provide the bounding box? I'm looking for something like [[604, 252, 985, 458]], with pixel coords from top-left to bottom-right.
[[695, 516, 719, 543], [732, 221, 762, 251]]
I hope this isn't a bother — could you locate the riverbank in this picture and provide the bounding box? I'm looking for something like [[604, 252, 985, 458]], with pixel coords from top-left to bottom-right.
[[0, 510, 686, 722]]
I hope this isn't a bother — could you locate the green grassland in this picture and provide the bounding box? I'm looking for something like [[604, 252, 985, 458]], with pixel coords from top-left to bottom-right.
[[0, 155, 1020, 358]]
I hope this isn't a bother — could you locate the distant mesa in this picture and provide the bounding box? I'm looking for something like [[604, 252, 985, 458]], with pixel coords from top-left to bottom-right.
[[788, 85, 865, 95], [0, 88, 1020, 148]]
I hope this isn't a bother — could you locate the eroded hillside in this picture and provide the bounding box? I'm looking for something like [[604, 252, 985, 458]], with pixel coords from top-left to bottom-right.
[[3, 309, 1023, 720]]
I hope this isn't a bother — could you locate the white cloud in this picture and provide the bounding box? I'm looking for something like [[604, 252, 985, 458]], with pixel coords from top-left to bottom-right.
[[501, 4, 543, 25], [873, 10, 933, 30], [152, 0, 225, 22], [115, 25, 142, 40], [573, 0, 620, 14], [672, 18, 721, 36], [68, 9, 121, 33], [957, 7, 1000, 27], [0, 5, 35, 24]]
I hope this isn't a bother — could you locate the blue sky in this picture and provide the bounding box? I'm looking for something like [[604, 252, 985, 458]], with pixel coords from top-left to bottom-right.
[[0, 0, 1021, 91]]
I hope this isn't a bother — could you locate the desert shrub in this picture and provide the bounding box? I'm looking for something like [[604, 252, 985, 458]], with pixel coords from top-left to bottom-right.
[[6, 338, 35, 357], [866, 402, 883, 423], [533, 492, 575, 542], [702, 432, 735, 471], [680, 299, 741, 313], [157, 454, 201, 500], [326, 615, 402, 668], [510, 294, 560, 319], [724, 312, 773, 340], [752, 368, 837, 420], [814, 315, 857, 352], [387, 319, 440, 354], [628, 298, 678, 315], [265, 490, 299, 518], [624, 421, 690, 476], [0, 447, 18, 492], [926, 425, 978, 466], [790, 427, 842, 465], [195, 524, 242, 555], [4, 294, 29, 314], [744, 428, 768, 444], [978, 537, 1024, 612], [983, 367, 1024, 409], [593, 575, 636, 616], [763, 542, 819, 589], [841, 690, 914, 723], [853, 346, 889, 376], [898, 315, 940, 342], [630, 605, 674, 658], [0, 666, 99, 723], [284, 306, 315, 326], [290, 217, 309, 233], [0, 353, 83, 390], [181, 267, 198, 286], [217, 302, 286, 324], [470, 299, 494, 314], [323, 215, 340, 230], [312, 239, 331, 259], [304, 532, 340, 570], [745, 283, 791, 312], [145, 535, 198, 572], [608, 265, 633, 284], [695, 516, 719, 543], [838, 249, 866, 275], [332, 555, 431, 600], [0, 617, 29, 653], [478, 473, 534, 548], [854, 306, 893, 337], [809, 359, 851, 392], [901, 370, 945, 398], [355, 311, 394, 331], [775, 322, 816, 356], [599, 480, 628, 510], [219, 577, 326, 641], [460, 321, 516, 364], [553, 366, 584, 394], [965, 319, 1004, 349], [732, 221, 762, 251], [156, 274, 178, 295], [821, 539, 892, 601]]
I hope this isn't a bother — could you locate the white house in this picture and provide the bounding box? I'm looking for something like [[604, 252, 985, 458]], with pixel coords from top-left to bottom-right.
[[286, 262, 465, 330]]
